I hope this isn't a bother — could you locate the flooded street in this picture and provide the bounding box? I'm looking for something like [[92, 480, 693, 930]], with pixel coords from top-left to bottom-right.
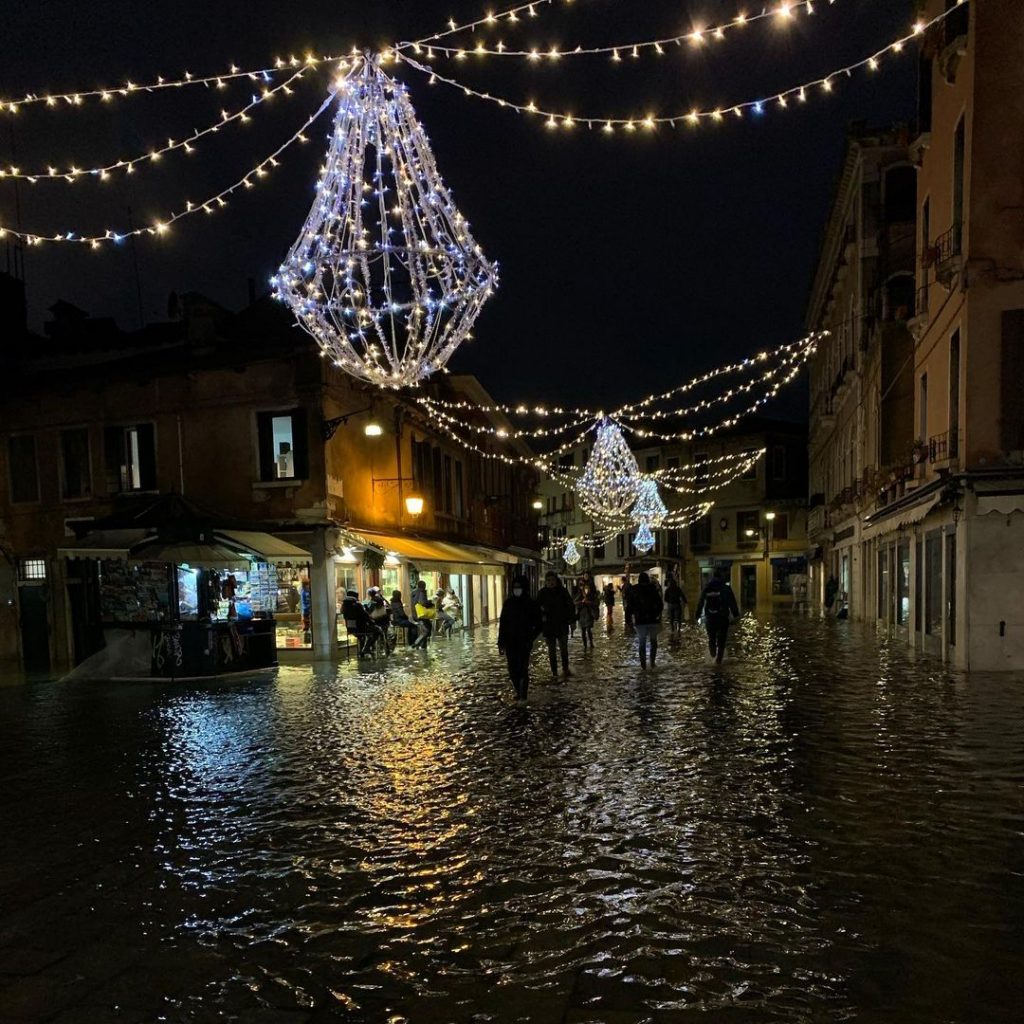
[[1, 615, 1023, 1023]]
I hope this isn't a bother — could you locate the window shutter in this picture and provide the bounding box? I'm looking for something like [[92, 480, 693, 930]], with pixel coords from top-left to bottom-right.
[[137, 423, 157, 490], [104, 426, 123, 493], [291, 407, 309, 480], [1001, 310, 1024, 452], [256, 413, 275, 482]]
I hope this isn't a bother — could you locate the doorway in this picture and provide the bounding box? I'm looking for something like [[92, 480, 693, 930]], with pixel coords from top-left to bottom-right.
[[18, 584, 51, 673], [740, 565, 758, 611]]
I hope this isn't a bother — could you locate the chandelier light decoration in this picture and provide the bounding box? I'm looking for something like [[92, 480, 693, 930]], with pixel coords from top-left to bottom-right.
[[273, 54, 498, 389], [577, 417, 641, 519], [563, 538, 582, 566], [633, 522, 655, 555], [632, 478, 668, 529]]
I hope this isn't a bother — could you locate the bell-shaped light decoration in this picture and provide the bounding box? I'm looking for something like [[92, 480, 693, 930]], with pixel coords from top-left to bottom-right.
[[563, 538, 582, 566], [632, 477, 668, 528], [634, 521, 655, 555], [577, 417, 640, 519], [273, 55, 498, 388]]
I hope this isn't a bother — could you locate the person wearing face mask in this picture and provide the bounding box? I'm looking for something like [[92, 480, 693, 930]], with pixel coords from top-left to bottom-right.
[[497, 574, 542, 700]]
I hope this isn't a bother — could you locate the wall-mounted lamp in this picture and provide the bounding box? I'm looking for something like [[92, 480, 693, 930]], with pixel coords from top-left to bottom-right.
[[531, 499, 543, 511], [765, 511, 777, 522], [364, 421, 384, 438], [322, 404, 382, 441], [405, 493, 425, 517]]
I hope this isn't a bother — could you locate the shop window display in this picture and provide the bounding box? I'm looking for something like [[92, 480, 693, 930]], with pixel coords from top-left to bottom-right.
[[276, 565, 312, 648]]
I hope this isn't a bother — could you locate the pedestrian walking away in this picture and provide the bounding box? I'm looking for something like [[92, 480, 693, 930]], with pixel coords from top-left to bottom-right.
[[497, 574, 542, 700], [602, 581, 616, 626], [695, 569, 740, 664], [537, 570, 576, 677], [663, 575, 687, 634], [574, 578, 600, 649], [627, 571, 664, 668], [620, 575, 634, 629]]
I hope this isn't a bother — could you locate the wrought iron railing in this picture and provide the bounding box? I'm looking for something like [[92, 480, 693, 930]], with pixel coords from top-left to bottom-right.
[[929, 428, 960, 463]]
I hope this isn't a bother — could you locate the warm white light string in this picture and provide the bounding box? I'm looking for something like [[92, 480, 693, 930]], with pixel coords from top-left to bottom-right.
[[0, 66, 310, 183], [398, 1, 828, 61], [394, 5, 956, 132], [0, 89, 337, 246], [409, 0, 559, 46]]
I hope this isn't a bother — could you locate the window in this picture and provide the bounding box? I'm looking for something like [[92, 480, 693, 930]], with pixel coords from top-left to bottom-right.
[[694, 453, 709, 485], [919, 374, 928, 442], [945, 0, 969, 44], [771, 514, 789, 541], [454, 461, 465, 518], [949, 329, 961, 456], [737, 510, 760, 544], [667, 530, 681, 557], [925, 531, 942, 636], [897, 540, 911, 626], [594, 544, 605, 560], [616, 534, 625, 558], [952, 114, 965, 250], [1001, 310, 1024, 451], [8, 435, 39, 504], [666, 455, 680, 470], [921, 197, 930, 307], [878, 547, 891, 620], [546, 495, 556, 515], [884, 164, 916, 223], [946, 532, 957, 645], [741, 449, 759, 480], [431, 447, 443, 511], [558, 453, 574, 468], [443, 454, 453, 513], [645, 454, 660, 472], [915, 539, 923, 632], [257, 409, 308, 481], [18, 558, 46, 581], [689, 516, 711, 550], [60, 428, 92, 500], [772, 445, 787, 481], [104, 424, 156, 493]]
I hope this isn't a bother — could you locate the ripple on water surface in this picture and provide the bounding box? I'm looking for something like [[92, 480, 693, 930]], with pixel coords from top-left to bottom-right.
[[1, 616, 1023, 1022]]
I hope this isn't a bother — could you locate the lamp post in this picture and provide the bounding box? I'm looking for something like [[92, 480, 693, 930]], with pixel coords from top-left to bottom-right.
[[744, 511, 776, 605]]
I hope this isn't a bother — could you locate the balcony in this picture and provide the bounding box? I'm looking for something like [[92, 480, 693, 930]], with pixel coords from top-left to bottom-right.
[[929, 428, 960, 467], [922, 224, 962, 287]]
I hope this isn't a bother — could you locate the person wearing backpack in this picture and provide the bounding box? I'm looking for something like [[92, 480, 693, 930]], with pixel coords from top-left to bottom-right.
[[695, 568, 740, 664], [627, 571, 664, 669]]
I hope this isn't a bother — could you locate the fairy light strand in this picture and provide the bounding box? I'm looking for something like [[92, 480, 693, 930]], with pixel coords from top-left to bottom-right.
[[394, 7, 949, 132], [397, 0, 829, 61], [0, 66, 310, 183], [0, 89, 336, 246]]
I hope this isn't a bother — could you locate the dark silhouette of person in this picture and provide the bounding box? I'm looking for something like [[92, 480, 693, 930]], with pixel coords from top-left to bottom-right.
[[498, 574, 542, 699], [695, 569, 740, 664], [627, 571, 664, 668], [537, 570, 576, 678]]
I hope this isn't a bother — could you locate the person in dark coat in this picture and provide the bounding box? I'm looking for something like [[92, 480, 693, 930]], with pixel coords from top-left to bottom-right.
[[601, 581, 616, 625], [341, 589, 380, 658], [537, 570, 576, 678], [627, 571, 664, 668], [695, 569, 740, 664], [498, 574, 542, 700], [663, 576, 687, 633]]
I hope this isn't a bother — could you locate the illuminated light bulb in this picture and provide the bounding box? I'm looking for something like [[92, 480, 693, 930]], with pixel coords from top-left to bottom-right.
[[822, 78, 833, 91], [611, 48, 621, 62], [913, 20, 925, 34], [529, 48, 540, 61], [735, 13, 748, 25], [892, 40, 903, 52], [714, 27, 725, 39], [777, 1, 793, 17], [868, 57, 879, 70], [603, 121, 615, 133], [689, 29, 704, 44]]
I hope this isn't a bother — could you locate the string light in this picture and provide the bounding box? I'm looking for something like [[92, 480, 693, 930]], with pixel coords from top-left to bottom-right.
[[0, 66, 310, 183], [0, 54, 330, 115], [633, 522, 655, 555], [273, 55, 497, 389], [562, 538, 582, 565], [396, 0, 826, 61], [394, 4, 966, 133], [631, 478, 668, 528], [0, 90, 335, 246]]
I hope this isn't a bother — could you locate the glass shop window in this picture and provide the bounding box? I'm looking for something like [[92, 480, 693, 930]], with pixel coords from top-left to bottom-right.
[[257, 409, 308, 482], [18, 558, 47, 581], [925, 532, 942, 635]]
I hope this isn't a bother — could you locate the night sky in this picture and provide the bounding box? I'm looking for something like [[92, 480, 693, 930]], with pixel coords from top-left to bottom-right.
[[0, 1, 915, 411]]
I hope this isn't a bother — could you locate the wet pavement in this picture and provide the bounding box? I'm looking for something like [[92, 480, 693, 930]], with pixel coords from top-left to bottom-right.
[[1, 613, 1023, 1024]]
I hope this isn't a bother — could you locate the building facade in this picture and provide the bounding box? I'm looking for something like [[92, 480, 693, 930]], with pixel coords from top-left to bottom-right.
[[807, 0, 1024, 670], [0, 287, 539, 674], [539, 420, 808, 611]]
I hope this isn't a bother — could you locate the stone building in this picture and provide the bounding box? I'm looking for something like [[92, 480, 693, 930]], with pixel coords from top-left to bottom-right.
[[0, 284, 539, 674], [806, 0, 1024, 669]]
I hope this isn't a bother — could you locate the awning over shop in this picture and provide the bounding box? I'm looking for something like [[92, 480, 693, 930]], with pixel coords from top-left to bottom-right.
[[218, 531, 311, 564], [352, 530, 506, 576], [127, 539, 253, 571], [59, 530, 147, 559], [976, 493, 1024, 516], [860, 495, 940, 541]]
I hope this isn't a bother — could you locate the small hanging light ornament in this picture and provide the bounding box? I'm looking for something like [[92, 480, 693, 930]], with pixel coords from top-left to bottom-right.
[[634, 521, 655, 555], [563, 538, 582, 566], [577, 417, 641, 518], [274, 54, 498, 389], [632, 477, 668, 528]]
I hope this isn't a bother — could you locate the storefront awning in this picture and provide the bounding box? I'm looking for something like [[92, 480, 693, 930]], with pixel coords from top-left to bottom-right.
[[860, 495, 940, 541], [353, 531, 506, 576], [59, 530, 147, 559], [217, 531, 311, 564], [976, 493, 1024, 516]]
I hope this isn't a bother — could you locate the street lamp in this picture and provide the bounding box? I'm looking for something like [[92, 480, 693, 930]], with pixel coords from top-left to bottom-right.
[[531, 499, 543, 511], [404, 492, 425, 517]]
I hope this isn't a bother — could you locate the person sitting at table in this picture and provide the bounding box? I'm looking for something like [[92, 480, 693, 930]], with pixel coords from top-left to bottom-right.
[[341, 589, 381, 658]]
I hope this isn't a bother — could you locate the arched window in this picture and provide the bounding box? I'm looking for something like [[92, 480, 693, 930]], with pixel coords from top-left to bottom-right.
[[884, 164, 917, 223]]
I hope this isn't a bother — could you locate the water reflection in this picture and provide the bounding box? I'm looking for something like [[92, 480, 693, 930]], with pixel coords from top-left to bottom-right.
[[1, 618, 1023, 1021]]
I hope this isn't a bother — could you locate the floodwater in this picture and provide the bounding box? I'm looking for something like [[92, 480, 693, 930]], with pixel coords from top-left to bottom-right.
[[1, 615, 1022, 1023]]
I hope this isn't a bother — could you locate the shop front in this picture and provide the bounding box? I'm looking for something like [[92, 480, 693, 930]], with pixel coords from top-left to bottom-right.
[[61, 529, 310, 679]]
